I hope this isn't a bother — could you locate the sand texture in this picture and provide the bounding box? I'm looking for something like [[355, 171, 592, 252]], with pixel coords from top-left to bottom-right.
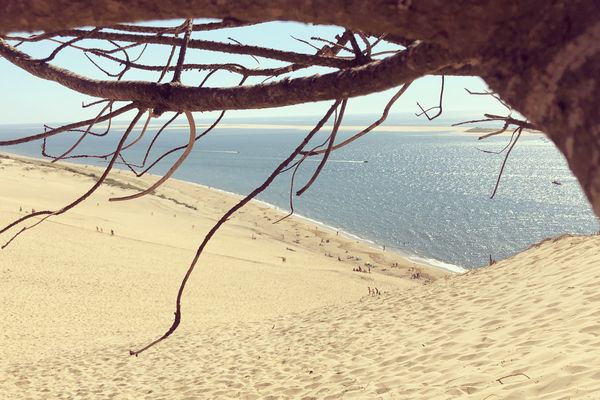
[[1, 154, 599, 399]]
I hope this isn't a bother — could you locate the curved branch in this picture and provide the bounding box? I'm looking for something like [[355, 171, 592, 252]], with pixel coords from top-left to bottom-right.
[[301, 81, 412, 155], [129, 100, 341, 356], [490, 127, 523, 199], [0, 102, 137, 145], [296, 99, 347, 196], [415, 75, 444, 120], [49, 101, 114, 162], [0, 109, 145, 246], [110, 111, 196, 202], [0, 39, 466, 112]]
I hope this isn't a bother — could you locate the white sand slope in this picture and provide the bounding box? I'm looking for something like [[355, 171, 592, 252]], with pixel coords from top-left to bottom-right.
[[1, 154, 599, 399]]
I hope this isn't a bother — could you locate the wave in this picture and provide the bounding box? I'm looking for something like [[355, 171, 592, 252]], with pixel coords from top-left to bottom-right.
[[233, 155, 368, 164], [307, 159, 368, 164], [197, 150, 239, 154]]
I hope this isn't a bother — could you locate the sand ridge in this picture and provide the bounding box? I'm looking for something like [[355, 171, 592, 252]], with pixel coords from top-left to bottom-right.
[[0, 154, 442, 357], [1, 154, 599, 399]]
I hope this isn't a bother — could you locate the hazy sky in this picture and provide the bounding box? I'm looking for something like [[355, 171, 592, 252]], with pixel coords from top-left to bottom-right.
[[0, 21, 509, 125]]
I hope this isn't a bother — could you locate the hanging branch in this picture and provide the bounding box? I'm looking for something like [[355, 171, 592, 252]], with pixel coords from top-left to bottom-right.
[[120, 75, 247, 178], [43, 110, 153, 162], [301, 81, 412, 156], [274, 105, 345, 224], [476, 126, 519, 154], [47, 101, 114, 162], [415, 75, 444, 120], [0, 109, 145, 247], [110, 111, 196, 202], [490, 127, 523, 199], [46, 102, 116, 138], [120, 112, 182, 170], [0, 102, 137, 146], [129, 100, 341, 356], [123, 110, 223, 177], [296, 99, 347, 196]]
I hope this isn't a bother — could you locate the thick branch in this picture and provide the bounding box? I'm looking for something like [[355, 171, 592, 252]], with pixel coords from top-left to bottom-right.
[[480, 6, 600, 215], [0, 0, 516, 54], [0, 39, 467, 112]]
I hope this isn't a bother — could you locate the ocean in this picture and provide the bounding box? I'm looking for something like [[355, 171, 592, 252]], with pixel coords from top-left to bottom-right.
[[1, 117, 598, 269]]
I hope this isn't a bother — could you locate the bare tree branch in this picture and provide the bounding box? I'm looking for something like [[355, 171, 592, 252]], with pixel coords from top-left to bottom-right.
[[0, 39, 464, 112], [110, 111, 196, 202], [0, 102, 137, 146], [296, 99, 347, 196], [490, 127, 523, 199], [129, 100, 341, 356], [301, 81, 412, 156], [415, 75, 444, 120], [6, 30, 357, 69], [172, 19, 193, 83], [0, 109, 145, 247]]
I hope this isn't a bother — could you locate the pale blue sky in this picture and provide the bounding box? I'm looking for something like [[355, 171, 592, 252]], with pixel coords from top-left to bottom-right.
[[0, 21, 509, 125]]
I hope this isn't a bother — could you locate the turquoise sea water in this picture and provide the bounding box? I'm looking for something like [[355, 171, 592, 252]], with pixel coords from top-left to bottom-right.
[[1, 118, 597, 269]]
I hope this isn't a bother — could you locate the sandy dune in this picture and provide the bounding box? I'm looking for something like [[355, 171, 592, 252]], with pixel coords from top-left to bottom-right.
[[1, 154, 599, 399]]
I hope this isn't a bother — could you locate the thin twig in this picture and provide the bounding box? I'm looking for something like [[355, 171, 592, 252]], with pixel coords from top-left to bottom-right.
[[0, 103, 136, 146], [301, 81, 412, 155], [228, 37, 260, 64], [274, 106, 344, 224], [110, 111, 196, 202], [465, 88, 511, 112], [49, 101, 114, 162], [476, 126, 518, 154], [415, 75, 444, 120], [296, 99, 347, 196], [172, 19, 193, 83], [496, 372, 531, 385], [490, 127, 523, 199], [0, 109, 145, 247]]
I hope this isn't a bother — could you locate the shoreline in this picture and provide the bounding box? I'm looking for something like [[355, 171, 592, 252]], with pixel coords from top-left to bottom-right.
[[0, 151, 452, 360], [1, 151, 466, 274], [185, 180, 467, 274]]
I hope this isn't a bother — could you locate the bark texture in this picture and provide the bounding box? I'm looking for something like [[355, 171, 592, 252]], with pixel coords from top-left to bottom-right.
[[479, 2, 600, 216]]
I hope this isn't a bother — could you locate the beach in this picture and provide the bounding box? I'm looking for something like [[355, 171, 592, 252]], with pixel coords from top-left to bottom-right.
[[1, 154, 599, 399]]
